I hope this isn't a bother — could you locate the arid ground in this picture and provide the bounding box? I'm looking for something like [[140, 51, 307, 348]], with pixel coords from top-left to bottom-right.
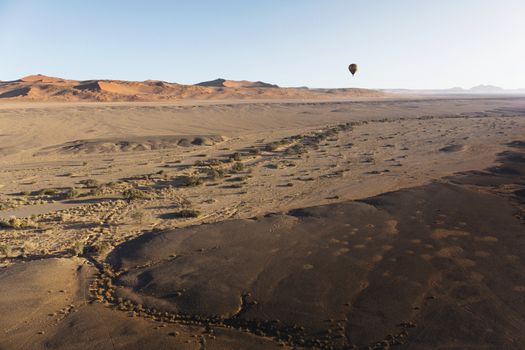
[[0, 95, 524, 349]]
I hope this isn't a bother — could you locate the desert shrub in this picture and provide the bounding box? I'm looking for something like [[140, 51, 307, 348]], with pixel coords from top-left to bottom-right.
[[207, 159, 222, 166], [0, 244, 12, 257], [79, 179, 99, 188], [70, 241, 85, 256], [178, 175, 202, 187], [178, 139, 191, 147], [0, 202, 12, 211], [231, 162, 244, 173], [0, 217, 34, 229], [90, 241, 112, 256], [65, 187, 80, 199], [122, 188, 149, 201], [206, 167, 225, 181], [171, 209, 201, 218], [229, 152, 242, 161], [264, 142, 280, 152], [285, 144, 306, 155], [38, 188, 60, 196], [89, 187, 103, 196]]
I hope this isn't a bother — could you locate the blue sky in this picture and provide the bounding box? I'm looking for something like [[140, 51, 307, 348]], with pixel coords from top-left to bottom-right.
[[0, 0, 524, 88]]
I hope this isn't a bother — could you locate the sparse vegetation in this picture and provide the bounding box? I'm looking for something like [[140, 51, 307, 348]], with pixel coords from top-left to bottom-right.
[[177, 175, 202, 187], [0, 244, 12, 257], [0, 217, 35, 230], [229, 152, 242, 161], [195, 158, 222, 167], [206, 167, 226, 180], [285, 144, 306, 155], [70, 240, 85, 256], [123, 188, 149, 201], [264, 142, 280, 152], [231, 162, 244, 173], [90, 241, 112, 256], [89, 186, 103, 196], [65, 187, 80, 199], [80, 179, 99, 188]]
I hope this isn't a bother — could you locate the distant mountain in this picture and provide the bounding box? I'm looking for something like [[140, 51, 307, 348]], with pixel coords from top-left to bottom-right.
[[383, 85, 525, 95], [468, 84, 505, 93], [195, 78, 279, 89], [0, 75, 384, 102]]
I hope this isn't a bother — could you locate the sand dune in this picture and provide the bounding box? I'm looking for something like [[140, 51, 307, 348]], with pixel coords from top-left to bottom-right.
[[0, 75, 384, 102]]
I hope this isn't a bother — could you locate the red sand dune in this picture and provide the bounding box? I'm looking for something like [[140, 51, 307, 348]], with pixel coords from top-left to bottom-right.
[[0, 75, 385, 102]]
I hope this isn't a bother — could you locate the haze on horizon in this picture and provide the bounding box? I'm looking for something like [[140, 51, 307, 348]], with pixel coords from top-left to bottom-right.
[[0, 0, 524, 90]]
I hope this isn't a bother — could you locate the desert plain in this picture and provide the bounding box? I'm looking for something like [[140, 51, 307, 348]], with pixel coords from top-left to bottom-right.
[[0, 77, 524, 349]]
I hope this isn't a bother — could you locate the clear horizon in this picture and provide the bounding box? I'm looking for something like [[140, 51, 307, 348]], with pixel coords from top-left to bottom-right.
[[1, 0, 524, 89]]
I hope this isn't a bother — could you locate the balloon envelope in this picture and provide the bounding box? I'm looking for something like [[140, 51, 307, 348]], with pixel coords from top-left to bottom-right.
[[348, 63, 358, 76]]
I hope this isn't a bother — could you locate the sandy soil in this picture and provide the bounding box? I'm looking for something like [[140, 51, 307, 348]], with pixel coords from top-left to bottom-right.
[[0, 96, 524, 349]]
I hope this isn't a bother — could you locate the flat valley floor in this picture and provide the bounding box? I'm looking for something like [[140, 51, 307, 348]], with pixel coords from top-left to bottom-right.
[[0, 96, 524, 349]]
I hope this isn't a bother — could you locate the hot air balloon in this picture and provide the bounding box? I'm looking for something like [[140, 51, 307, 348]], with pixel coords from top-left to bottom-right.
[[348, 63, 358, 76]]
